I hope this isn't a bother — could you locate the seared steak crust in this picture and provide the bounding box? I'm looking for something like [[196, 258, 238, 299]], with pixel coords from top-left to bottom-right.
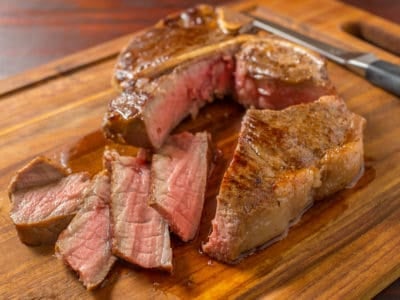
[[203, 96, 365, 263], [113, 5, 237, 91], [235, 37, 336, 109]]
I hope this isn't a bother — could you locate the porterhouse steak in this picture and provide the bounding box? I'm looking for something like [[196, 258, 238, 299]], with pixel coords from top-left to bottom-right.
[[103, 5, 334, 149], [203, 96, 365, 263]]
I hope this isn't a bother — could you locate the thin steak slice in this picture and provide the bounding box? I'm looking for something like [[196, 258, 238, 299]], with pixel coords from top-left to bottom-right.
[[235, 37, 336, 109], [9, 157, 90, 246], [55, 172, 116, 290], [150, 131, 212, 242], [203, 96, 365, 263], [105, 150, 173, 271]]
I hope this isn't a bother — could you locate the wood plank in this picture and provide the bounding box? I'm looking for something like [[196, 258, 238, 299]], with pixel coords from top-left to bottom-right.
[[0, 0, 399, 299], [0, 35, 130, 97]]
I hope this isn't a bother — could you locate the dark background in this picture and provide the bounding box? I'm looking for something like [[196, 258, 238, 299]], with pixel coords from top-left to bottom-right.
[[0, 0, 399, 80], [0, 0, 398, 298]]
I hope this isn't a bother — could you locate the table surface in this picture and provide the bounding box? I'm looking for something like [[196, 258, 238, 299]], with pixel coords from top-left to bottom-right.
[[0, 0, 399, 298]]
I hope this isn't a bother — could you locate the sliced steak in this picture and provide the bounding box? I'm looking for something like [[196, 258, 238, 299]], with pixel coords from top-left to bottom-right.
[[150, 131, 212, 242], [55, 172, 116, 290], [235, 37, 336, 109], [203, 96, 365, 263], [105, 150, 173, 271], [9, 157, 90, 246]]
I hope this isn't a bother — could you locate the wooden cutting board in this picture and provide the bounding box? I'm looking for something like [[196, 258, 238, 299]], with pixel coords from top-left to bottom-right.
[[1, 0, 399, 298]]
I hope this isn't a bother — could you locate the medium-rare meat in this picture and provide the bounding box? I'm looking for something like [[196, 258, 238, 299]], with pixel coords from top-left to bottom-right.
[[103, 5, 334, 149], [235, 37, 336, 109], [9, 157, 90, 246], [103, 5, 257, 148], [150, 131, 212, 242], [105, 150, 173, 271], [55, 172, 116, 290], [203, 96, 365, 263], [104, 53, 236, 148]]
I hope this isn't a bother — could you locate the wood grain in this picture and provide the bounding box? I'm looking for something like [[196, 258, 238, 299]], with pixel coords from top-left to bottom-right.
[[0, 0, 400, 299]]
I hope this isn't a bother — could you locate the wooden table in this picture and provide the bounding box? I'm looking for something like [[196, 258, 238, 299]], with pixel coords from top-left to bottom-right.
[[0, 1, 399, 298]]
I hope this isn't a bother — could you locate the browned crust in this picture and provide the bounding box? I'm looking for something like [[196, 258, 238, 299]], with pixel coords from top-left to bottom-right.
[[111, 4, 239, 91], [16, 214, 75, 246], [103, 106, 153, 148], [314, 128, 365, 200], [237, 36, 333, 85]]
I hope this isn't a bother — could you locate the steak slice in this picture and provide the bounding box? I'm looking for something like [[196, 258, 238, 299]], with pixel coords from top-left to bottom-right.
[[105, 150, 173, 271], [150, 131, 212, 242], [55, 172, 116, 290], [9, 157, 90, 246], [203, 96, 365, 263], [235, 37, 336, 109]]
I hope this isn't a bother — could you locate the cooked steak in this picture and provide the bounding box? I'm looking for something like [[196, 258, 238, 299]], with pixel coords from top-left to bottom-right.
[[150, 131, 212, 242], [203, 96, 365, 263], [55, 172, 116, 290], [104, 53, 236, 148], [104, 6, 334, 149], [113, 5, 238, 91], [235, 37, 336, 109], [105, 150, 173, 271], [9, 157, 90, 246], [104, 5, 252, 148]]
